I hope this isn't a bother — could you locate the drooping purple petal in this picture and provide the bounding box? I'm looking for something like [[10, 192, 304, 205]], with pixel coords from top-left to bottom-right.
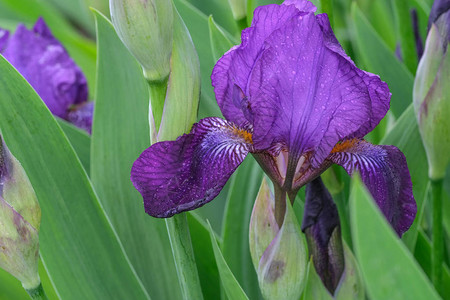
[[131, 117, 252, 217], [328, 139, 416, 236], [0, 18, 88, 119], [211, 1, 314, 127], [66, 102, 94, 134], [248, 12, 389, 167]]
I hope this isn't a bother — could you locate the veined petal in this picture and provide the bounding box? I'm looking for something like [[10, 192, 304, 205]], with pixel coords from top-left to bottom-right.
[[131, 117, 251, 218], [248, 12, 389, 166], [328, 139, 416, 236], [211, 1, 313, 127], [316, 14, 390, 139]]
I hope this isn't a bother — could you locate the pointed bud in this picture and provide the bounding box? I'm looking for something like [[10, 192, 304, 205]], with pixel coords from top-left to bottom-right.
[[413, 3, 450, 180], [249, 178, 307, 300], [303, 242, 364, 300], [334, 243, 365, 300], [0, 135, 41, 290], [155, 9, 200, 141], [227, 0, 247, 22], [110, 0, 173, 81], [302, 177, 344, 294]]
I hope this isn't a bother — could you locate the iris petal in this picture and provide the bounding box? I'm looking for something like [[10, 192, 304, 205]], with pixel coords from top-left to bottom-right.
[[131, 117, 251, 217], [0, 18, 88, 119], [66, 102, 94, 134], [328, 139, 416, 236], [248, 12, 389, 167], [211, 2, 308, 127], [316, 14, 390, 138]]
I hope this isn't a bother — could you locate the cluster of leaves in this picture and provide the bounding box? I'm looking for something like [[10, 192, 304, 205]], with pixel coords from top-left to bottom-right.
[[0, 0, 449, 299]]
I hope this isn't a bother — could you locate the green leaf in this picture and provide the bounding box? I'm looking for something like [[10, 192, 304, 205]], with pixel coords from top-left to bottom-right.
[[173, 0, 225, 119], [0, 261, 60, 300], [188, 213, 221, 300], [0, 52, 148, 299], [90, 11, 181, 299], [182, 0, 238, 36], [221, 157, 264, 299], [392, 0, 418, 74], [381, 105, 429, 250], [414, 230, 450, 300], [207, 220, 249, 300], [45, 0, 95, 35], [351, 2, 414, 117], [57, 119, 91, 174], [208, 15, 235, 62], [350, 176, 440, 300], [302, 261, 333, 300], [0, 268, 29, 300]]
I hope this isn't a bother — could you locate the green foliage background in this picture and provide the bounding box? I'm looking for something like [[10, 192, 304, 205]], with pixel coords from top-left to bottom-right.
[[0, 0, 449, 299]]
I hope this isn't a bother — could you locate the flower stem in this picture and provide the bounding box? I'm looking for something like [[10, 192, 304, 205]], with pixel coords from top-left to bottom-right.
[[147, 77, 169, 142], [274, 184, 286, 227], [431, 178, 443, 294], [25, 283, 48, 300], [166, 213, 204, 300]]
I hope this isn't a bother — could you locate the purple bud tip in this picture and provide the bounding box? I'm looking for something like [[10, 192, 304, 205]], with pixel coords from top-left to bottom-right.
[[411, 9, 424, 60], [302, 177, 339, 238], [302, 176, 344, 294], [428, 0, 450, 31]]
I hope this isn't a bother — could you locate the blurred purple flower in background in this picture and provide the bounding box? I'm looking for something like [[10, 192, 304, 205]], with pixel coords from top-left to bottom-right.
[[131, 0, 416, 236], [0, 18, 93, 134]]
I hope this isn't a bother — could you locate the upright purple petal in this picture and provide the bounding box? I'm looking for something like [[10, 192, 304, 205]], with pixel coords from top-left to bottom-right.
[[211, 2, 312, 127], [0, 18, 88, 119], [66, 102, 94, 134], [283, 0, 317, 12], [315, 14, 390, 139], [131, 117, 251, 217], [328, 139, 416, 236], [248, 12, 388, 167]]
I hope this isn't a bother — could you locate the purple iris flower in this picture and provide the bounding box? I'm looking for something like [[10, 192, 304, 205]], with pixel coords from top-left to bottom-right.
[[0, 18, 93, 134], [131, 0, 416, 235]]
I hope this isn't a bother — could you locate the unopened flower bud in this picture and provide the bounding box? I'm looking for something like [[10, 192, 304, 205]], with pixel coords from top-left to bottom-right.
[[249, 178, 307, 300], [304, 242, 364, 300], [227, 0, 247, 22], [334, 243, 365, 300], [302, 177, 344, 294], [155, 9, 200, 141], [413, 2, 450, 180], [110, 0, 173, 81], [0, 135, 41, 290]]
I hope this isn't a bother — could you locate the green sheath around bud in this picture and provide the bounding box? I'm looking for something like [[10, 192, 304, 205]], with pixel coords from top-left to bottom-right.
[[249, 178, 307, 300], [227, 0, 247, 22], [110, 0, 173, 81], [303, 242, 364, 300], [155, 8, 200, 142], [413, 22, 450, 180], [0, 136, 41, 290]]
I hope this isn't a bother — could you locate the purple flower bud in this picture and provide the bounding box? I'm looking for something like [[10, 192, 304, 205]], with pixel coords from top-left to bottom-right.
[[302, 176, 344, 294], [0, 18, 92, 133]]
